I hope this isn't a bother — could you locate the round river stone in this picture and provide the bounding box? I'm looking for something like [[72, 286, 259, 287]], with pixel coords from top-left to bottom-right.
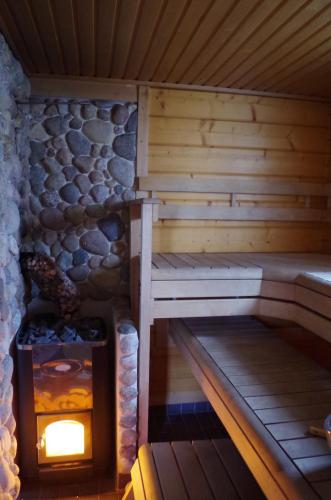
[[97, 213, 125, 241], [113, 133, 136, 161], [66, 130, 90, 156], [40, 208, 66, 231], [80, 231, 110, 255]]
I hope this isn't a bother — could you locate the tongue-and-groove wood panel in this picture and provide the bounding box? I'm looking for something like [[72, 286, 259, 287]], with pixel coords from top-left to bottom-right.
[[146, 88, 331, 253], [3, 0, 331, 99]]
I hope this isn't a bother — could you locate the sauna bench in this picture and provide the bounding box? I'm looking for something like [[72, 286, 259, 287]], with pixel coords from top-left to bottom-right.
[[150, 253, 331, 344], [151, 252, 331, 283], [170, 316, 331, 500], [125, 439, 264, 500]]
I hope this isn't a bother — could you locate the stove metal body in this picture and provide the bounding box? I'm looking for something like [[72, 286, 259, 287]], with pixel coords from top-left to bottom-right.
[[16, 325, 113, 481]]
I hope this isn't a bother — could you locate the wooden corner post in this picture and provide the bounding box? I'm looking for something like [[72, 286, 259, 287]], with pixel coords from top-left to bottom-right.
[[138, 201, 153, 446], [137, 86, 150, 177]]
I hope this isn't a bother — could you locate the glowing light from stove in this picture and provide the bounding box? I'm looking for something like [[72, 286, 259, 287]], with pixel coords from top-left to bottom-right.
[[45, 420, 84, 457]]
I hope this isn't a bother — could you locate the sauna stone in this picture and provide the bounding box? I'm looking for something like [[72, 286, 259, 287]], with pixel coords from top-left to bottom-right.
[[39, 190, 60, 208], [98, 213, 125, 241], [72, 249, 89, 266], [74, 173, 91, 194], [97, 108, 110, 121], [125, 109, 137, 133], [108, 156, 134, 187], [82, 119, 113, 144], [56, 147, 72, 165], [43, 116, 65, 136], [60, 183, 81, 204], [63, 165, 77, 181], [67, 264, 89, 282], [62, 233, 79, 252], [79, 194, 93, 206], [44, 173, 66, 190], [40, 208, 66, 231], [101, 254, 121, 269], [69, 116, 82, 129], [66, 130, 90, 155], [56, 250, 72, 270], [90, 143, 101, 157], [80, 230, 109, 255], [100, 144, 112, 157], [81, 103, 97, 120], [73, 155, 94, 173], [43, 157, 61, 174], [89, 170, 104, 183], [111, 104, 129, 125], [64, 206, 85, 225], [90, 184, 109, 203], [85, 204, 106, 219], [113, 133, 136, 161]]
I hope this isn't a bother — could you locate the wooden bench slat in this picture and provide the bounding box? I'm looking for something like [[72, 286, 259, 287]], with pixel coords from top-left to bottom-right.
[[171, 441, 214, 500], [232, 368, 331, 387], [212, 439, 265, 500], [161, 253, 192, 269], [280, 437, 331, 459], [221, 360, 322, 377], [266, 420, 324, 441], [256, 403, 331, 424], [138, 444, 163, 500], [151, 442, 189, 500], [245, 389, 331, 410], [152, 253, 175, 270], [294, 455, 331, 482], [192, 440, 240, 500]]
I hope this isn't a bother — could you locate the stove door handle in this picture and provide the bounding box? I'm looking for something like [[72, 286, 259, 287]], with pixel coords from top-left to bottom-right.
[[36, 435, 45, 450]]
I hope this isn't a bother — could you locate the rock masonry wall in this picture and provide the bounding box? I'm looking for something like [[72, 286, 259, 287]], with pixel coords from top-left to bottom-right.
[[22, 98, 137, 301], [0, 34, 30, 499], [113, 298, 138, 487]]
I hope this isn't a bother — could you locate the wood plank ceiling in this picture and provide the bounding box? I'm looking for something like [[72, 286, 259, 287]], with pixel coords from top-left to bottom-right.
[[1, 0, 331, 98]]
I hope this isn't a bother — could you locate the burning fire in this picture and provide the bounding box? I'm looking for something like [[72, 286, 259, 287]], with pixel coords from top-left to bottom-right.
[[44, 419, 85, 457]]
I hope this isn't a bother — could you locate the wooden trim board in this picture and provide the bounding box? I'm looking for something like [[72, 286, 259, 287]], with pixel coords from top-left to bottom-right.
[[29, 76, 137, 101], [152, 297, 331, 344], [140, 175, 329, 196], [137, 86, 149, 176], [158, 205, 325, 222], [29, 76, 331, 103]]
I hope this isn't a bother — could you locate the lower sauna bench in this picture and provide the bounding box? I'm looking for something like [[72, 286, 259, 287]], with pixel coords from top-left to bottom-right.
[[169, 317, 331, 500], [124, 439, 264, 500]]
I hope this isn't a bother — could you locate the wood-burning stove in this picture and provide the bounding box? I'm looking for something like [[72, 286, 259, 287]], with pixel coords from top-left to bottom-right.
[[16, 316, 113, 481]]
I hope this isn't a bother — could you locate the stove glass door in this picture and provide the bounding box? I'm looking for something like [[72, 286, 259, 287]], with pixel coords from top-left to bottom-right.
[[37, 411, 92, 464]]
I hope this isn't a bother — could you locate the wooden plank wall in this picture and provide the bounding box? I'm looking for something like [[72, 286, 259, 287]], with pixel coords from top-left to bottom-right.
[[147, 88, 331, 406], [147, 88, 331, 253], [149, 321, 206, 406]]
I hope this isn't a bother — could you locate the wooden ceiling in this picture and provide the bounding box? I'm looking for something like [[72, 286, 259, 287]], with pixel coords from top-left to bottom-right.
[[1, 0, 331, 98]]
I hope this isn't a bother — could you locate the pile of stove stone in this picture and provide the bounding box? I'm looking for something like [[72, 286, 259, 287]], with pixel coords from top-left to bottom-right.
[[20, 252, 80, 320], [18, 314, 106, 345]]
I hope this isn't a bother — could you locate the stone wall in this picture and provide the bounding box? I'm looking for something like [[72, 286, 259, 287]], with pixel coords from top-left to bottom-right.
[[22, 98, 137, 301], [0, 34, 30, 499]]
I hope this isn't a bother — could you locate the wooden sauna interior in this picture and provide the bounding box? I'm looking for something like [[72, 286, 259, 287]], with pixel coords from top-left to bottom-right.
[[2, 0, 331, 498]]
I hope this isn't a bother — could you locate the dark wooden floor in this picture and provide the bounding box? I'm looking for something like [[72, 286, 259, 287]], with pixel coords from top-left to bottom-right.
[[19, 477, 120, 500]]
